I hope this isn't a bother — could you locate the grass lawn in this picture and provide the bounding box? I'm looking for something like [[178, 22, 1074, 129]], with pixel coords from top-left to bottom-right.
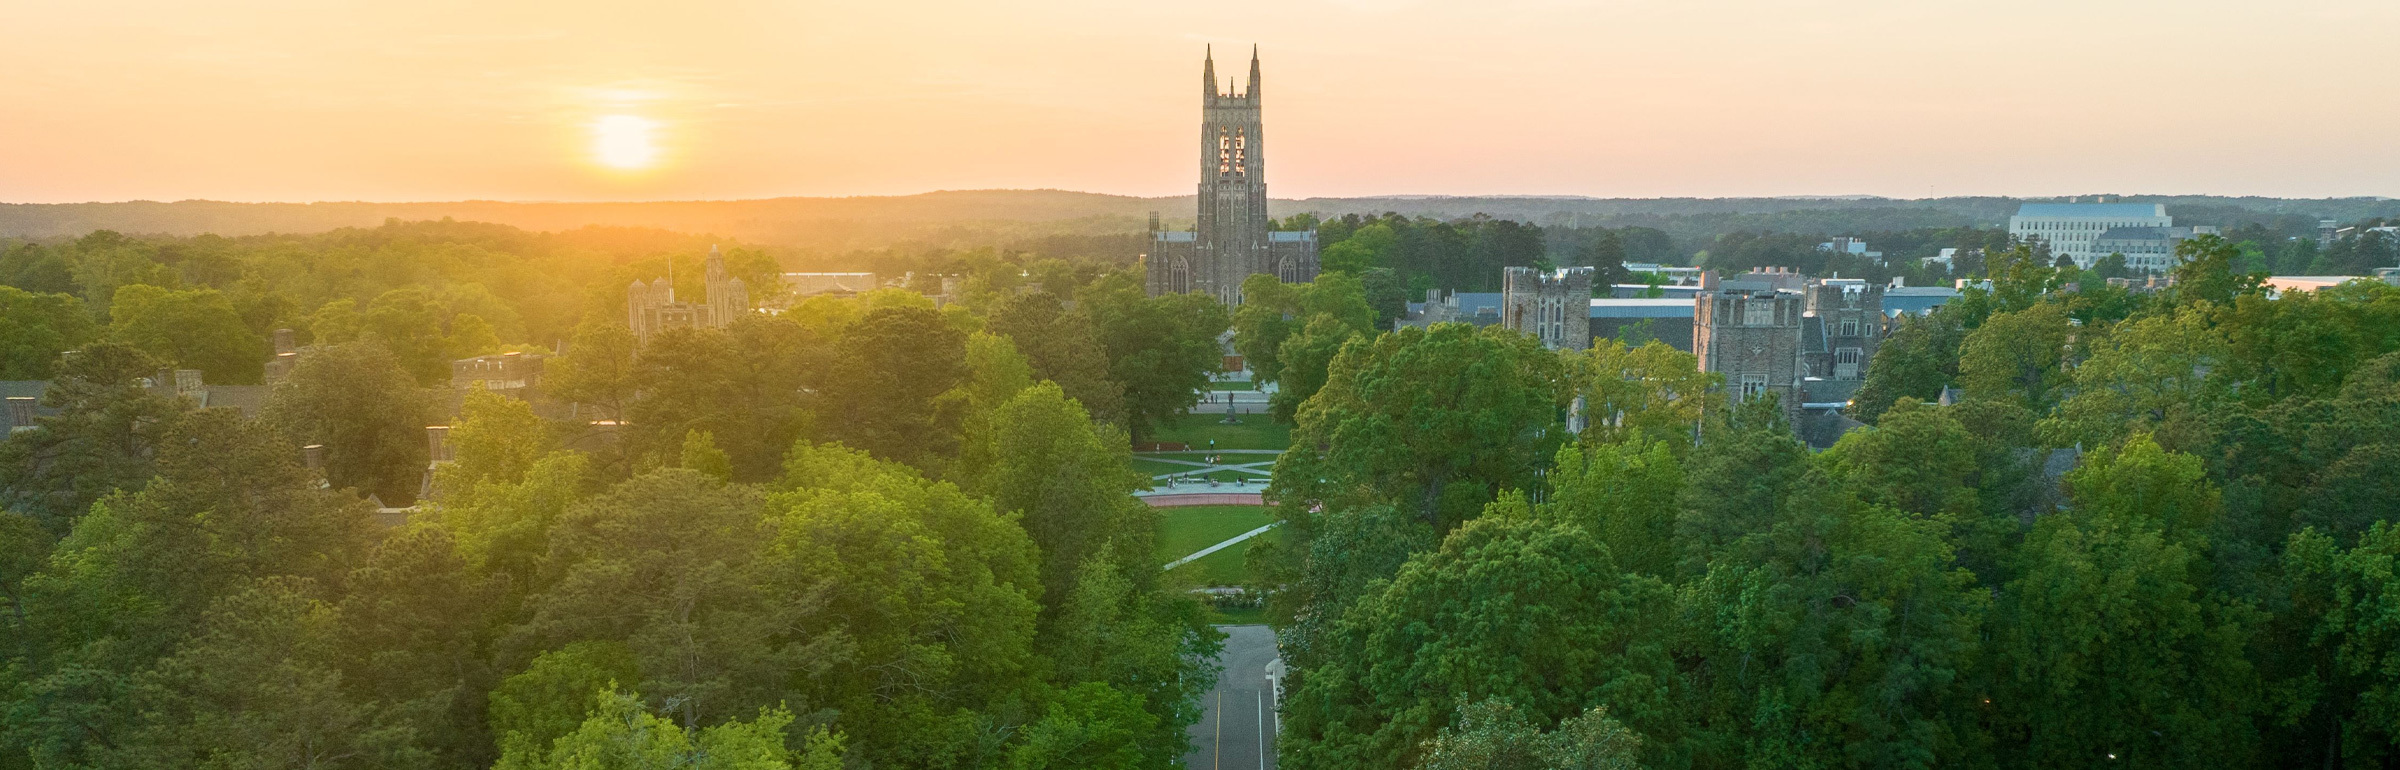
[[1209, 604, 1269, 626], [1166, 526, 1282, 587], [1145, 451, 1277, 464], [1155, 505, 1277, 565], [1150, 418, 1293, 451], [1132, 458, 1201, 477]]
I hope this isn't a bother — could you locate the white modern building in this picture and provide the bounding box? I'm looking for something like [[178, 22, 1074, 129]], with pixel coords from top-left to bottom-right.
[[2008, 202, 2172, 269]]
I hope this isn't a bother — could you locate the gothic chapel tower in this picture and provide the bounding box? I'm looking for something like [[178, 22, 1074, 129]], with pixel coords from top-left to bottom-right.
[[1199, 47, 1270, 303], [1146, 46, 1317, 304]]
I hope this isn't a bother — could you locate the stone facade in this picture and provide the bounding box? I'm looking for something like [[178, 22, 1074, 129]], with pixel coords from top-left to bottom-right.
[[451, 351, 544, 394], [628, 245, 749, 346], [1691, 276, 1888, 428], [1144, 47, 1318, 306], [1501, 266, 1594, 351], [1800, 279, 1883, 385], [1695, 287, 1804, 413]]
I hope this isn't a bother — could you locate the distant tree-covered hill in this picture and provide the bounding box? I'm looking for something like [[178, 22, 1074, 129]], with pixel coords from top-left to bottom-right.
[[6, 190, 2397, 259]]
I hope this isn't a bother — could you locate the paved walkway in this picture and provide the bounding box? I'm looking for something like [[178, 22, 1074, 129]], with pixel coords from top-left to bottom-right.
[[1145, 492, 1266, 507], [1136, 447, 1280, 500]]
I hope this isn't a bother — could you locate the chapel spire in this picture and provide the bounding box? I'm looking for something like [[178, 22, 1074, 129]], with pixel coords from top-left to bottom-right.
[[1202, 46, 1217, 100], [1247, 45, 1260, 101]]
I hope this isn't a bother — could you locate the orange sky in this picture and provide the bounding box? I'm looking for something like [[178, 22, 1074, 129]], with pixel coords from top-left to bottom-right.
[[5, 0, 2398, 204]]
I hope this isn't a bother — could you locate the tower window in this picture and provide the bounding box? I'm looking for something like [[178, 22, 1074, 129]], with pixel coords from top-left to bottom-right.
[[1740, 375, 1769, 399], [1743, 301, 1774, 326]]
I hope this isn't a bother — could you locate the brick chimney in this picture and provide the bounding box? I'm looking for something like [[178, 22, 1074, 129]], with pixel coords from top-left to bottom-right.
[[273, 328, 296, 355], [301, 443, 326, 470], [426, 426, 454, 464]]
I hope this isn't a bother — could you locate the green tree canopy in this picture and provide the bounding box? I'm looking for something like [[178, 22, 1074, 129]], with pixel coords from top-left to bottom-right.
[[986, 291, 1127, 426], [1956, 301, 2073, 411], [263, 341, 434, 505], [0, 342, 187, 531], [821, 305, 969, 469], [1280, 509, 1676, 769], [0, 286, 95, 379], [1081, 272, 1227, 443], [107, 283, 268, 384]]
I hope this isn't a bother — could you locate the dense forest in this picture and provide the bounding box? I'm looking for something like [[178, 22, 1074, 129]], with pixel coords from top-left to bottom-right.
[[3, 217, 2399, 768], [0, 222, 1235, 768], [1251, 235, 2400, 769]]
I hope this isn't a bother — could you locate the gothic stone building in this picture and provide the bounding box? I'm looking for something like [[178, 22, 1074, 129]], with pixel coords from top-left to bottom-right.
[[628, 245, 750, 346], [1694, 276, 1886, 418], [1695, 286, 1805, 412], [1797, 279, 1883, 402], [1144, 47, 1318, 306], [1501, 266, 1594, 351]]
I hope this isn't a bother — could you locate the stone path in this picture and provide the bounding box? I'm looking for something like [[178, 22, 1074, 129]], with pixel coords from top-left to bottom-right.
[[1134, 450, 1279, 496]]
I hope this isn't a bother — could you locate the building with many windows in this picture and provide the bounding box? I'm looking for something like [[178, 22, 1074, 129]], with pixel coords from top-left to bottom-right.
[[1797, 279, 1884, 404], [2008, 202, 2173, 268], [1695, 280, 1806, 413], [1500, 266, 1594, 351]]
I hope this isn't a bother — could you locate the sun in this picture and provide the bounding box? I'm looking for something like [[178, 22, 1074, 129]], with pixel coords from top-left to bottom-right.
[[591, 114, 659, 170]]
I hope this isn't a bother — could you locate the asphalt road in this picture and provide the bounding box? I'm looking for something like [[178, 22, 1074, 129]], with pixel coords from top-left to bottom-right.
[[1186, 625, 1280, 770]]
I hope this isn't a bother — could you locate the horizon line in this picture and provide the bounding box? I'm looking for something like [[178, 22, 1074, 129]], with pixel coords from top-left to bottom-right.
[[4, 188, 2394, 207]]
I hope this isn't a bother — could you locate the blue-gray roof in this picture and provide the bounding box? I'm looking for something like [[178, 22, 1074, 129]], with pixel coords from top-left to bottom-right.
[[1883, 287, 1961, 317], [1268, 231, 1315, 242], [2014, 203, 2166, 218], [1451, 293, 1503, 312]]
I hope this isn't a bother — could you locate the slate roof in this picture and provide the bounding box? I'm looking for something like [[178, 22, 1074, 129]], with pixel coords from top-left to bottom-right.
[[195, 386, 270, 417], [1882, 287, 1961, 317]]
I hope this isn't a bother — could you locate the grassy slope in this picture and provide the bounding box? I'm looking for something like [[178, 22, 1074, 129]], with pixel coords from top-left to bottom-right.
[[1168, 527, 1283, 588], [1155, 505, 1277, 565], [1149, 419, 1292, 451]]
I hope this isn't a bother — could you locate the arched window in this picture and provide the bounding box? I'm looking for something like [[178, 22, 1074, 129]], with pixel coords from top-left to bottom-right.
[[1168, 256, 1193, 294]]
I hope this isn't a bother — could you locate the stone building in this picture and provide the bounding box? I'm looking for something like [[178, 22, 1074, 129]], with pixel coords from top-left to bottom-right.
[[781, 272, 877, 298], [1500, 266, 1594, 350], [1694, 282, 1805, 412], [1143, 47, 1318, 306], [451, 351, 544, 395], [1799, 279, 1883, 397], [628, 245, 749, 346]]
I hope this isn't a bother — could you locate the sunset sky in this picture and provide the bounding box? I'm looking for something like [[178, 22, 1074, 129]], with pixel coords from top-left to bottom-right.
[[6, 0, 2398, 204]]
